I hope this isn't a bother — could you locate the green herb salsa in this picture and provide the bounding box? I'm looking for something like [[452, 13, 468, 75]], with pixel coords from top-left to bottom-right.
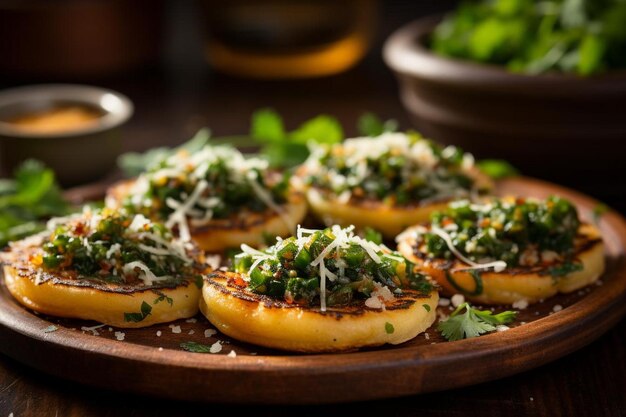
[[122, 146, 289, 226], [302, 132, 485, 206], [417, 196, 581, 267], [36, 209, 203, 287], [229, 225, 433, 308]]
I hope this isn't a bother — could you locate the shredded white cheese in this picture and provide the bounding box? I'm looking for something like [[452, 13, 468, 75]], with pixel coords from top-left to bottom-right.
[[431, 226, 507, 273]]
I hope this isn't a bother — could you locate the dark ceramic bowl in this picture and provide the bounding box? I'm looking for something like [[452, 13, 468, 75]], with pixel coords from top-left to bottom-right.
[[0, 84, 133, 186], [383, 17, 626, 188]]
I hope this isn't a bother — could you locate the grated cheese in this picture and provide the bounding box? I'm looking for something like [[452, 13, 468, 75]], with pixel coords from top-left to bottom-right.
[[431, 226, 507, 273]]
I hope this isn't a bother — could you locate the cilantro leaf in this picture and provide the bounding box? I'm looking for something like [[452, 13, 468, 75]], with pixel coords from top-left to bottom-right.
[[117, 129, 211, 177], [251, 108, 285, 143], [477, 159, 519, 179], [0, 160, 69, 247], [473, 309, 518, 325], [290, 115, 343, 144], [363, 227, 383, 245], [357, 112, 398, 137], [256, 112, 343, 168], [124, 301, 153, 323], [438, 302, 517, 342]]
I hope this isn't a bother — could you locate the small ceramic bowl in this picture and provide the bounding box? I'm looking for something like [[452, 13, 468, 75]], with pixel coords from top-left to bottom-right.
[[0, 84, 133, 185], [383, 17, 626, 186]]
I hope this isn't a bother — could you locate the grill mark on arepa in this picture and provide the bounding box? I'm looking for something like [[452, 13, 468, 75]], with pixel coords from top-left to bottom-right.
[[206, 271, 430, 319]]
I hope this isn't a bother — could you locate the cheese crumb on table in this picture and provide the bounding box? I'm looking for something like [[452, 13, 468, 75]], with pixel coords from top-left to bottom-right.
[[512, 299, 529, 310], [553, 304, 563, 312], [204, 329, 217, 338], [451, 294, 465, 308], [169, 325, 182, 334], [156, 330, 162, 337], [210, 341, 222, 353], [227, 350, 237, 358], [114, 331, 125, 341]]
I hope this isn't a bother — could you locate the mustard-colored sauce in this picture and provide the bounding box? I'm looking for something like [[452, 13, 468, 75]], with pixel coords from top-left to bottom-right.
[[8, 105, 103, 133]]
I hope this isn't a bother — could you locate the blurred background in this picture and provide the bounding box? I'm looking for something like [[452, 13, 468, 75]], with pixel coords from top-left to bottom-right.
[[0, 0, 624, 211]]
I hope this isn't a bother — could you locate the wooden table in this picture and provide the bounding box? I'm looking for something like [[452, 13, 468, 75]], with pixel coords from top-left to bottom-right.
[[1, 2, 625, 415]]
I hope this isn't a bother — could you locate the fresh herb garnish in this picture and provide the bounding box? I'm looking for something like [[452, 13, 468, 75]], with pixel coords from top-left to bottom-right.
[[229, 225, 432, 307], [593, 203, 609, 223], [251, 108, 343, 168], [124, 301, 153, 323], [431, 0, 626, 76], [180, 341, 213, 353], [153, 293, 174, 306], [385, 322, 395, 334], [545, 262, 584, 277], [357, 112, 398, 137], [476, 159, 519, 179], [422, 196, 580, 267], [0, 160, 69, 247], [303, 132, 481, 206], [422, 304, 431, 312], [363, 227, 383, 245], [438, 302, 517, 342], [117, 129, 211, 177]]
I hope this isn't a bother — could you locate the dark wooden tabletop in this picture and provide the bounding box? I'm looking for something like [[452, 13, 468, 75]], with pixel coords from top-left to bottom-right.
[[1, 2, 625, 416]]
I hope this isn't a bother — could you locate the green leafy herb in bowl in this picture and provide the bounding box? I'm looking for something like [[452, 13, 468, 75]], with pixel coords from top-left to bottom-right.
[[431, 0, 626, 76]]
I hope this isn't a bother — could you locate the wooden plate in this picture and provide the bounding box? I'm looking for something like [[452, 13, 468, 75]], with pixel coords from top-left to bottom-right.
[[1, 177, 625, 404]]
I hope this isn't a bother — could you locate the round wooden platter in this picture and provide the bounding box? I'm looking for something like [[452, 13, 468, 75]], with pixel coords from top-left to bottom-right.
[[1, 177, 625, 404]]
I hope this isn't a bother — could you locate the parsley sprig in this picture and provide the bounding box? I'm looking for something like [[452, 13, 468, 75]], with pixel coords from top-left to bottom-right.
[[438, 302, 517, 342]]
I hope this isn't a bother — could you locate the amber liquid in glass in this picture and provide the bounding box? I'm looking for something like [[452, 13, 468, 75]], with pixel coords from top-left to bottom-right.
[[200, 0, 376, 78]]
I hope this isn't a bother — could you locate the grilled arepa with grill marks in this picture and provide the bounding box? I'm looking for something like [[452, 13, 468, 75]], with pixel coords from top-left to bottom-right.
[[201, 271, 438, 352], [397, 197, 605, 305], [106, 143, 307, 252], [299, 132, 492, 239], [1, 210, 212, 327], [200, 225, 438, 352]]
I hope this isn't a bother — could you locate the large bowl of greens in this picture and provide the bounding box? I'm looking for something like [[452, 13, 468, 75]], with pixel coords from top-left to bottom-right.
[[383, 0, 626, 190]]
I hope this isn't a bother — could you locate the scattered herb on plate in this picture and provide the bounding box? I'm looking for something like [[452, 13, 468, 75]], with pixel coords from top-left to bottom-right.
[[438, 302, 517, 341], [180, 341, 214, 353]]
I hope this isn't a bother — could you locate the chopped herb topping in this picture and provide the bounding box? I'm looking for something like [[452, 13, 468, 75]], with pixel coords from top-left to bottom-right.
[[438, 302, 517, 341], [411, 196, 581, 269], [225, 225, 433, 311], [422, 304, 432, 312], [302, 132, 485, 206], [122, 144, 289, 241], [385, 322, 395, 334], [35, 208, 206, 287], [124, 301, 152, 323]]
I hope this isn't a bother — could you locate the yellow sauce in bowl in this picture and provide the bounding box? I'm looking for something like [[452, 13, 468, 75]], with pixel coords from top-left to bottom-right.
[[8, 105, 103, 134]]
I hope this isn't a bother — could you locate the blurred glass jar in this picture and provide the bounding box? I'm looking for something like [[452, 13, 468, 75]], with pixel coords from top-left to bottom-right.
[[199, 0, 376, 78], [0, 0, 164, 79]]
